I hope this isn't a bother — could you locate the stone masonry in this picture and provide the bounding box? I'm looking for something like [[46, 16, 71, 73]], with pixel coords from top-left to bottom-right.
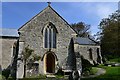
[[1, 4, 102, 79]]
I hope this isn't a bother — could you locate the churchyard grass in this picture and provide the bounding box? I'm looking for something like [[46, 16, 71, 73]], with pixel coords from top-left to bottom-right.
[[109, 58, 120, 63], [81, 65, 120, 80], [97, 65, 120, 79], [0, 74, 2, 80], [89, 67, 98, 75]]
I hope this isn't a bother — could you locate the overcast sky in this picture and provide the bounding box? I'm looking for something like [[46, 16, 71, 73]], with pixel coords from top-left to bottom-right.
[[2, 2, 118, 35]]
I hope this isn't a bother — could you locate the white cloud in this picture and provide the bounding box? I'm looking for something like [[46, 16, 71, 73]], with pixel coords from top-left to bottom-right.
[[68, 3, 117, 34], [96, 4, 116, 19]]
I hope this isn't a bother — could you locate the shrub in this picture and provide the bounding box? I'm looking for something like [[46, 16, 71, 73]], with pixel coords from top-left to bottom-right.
[[37, 74, 46, 79], [2, 69, 10, 79], [56, 68, 64, 75], [55, 68, 64, 78], [89, 67, 98, 75], [0, 74, 6, 80], [81, 56, 92, 76]]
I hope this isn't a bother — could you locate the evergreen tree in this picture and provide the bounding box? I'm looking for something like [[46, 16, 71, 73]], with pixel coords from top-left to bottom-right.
[[97, 10, 120, 58]]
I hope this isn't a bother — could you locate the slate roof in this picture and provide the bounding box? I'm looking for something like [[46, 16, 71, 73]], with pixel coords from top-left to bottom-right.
[[0, 28, 96, 45], [75, 37, 96, 45], [0, 28, 19, 37], [18, 5, 77, 34]]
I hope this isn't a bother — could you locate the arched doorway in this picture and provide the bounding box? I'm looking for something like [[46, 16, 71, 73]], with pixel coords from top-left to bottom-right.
[[46, 52, 55, 73]]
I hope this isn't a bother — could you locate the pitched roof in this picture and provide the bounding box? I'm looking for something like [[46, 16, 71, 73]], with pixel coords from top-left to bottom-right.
[[74, 37, 96, 45], [18, 5, 77, 34], [0, 28, 97, 45], [0, 28, 19, 37]]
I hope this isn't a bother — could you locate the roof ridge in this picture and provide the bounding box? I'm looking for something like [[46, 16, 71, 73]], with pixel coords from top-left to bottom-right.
[[18, 5, 50, 31], [0, 28, 19, 37], [18, 4, 77, 34]]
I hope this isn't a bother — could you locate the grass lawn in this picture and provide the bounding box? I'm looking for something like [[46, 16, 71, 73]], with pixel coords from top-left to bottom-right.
[[8, 66, 120, 80], [89, 67, 98, 75], [109, 58, 120, 63], [97, 66, 120, 79], [82, 65, 120, 80], [0, 74, 2, 80]]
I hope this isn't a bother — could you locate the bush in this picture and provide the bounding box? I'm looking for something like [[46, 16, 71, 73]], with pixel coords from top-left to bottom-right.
[[81, 56, 92, 76], [56, 68, 64, 75], [105, 54, 119, 60], [55, 69, 64, 78], [89, 67, 98, 75], [2, 69, 10, 79], [36, 74, 46, 79], [109, 58, 120, 63], [18, 74, 46, 80], [0, 74, 6, 80]]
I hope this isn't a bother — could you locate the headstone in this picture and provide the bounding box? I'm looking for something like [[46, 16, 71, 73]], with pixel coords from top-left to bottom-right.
[[71, 70, 81, 80], [115, 63, 120, 67], [108, 65, 111, 67]]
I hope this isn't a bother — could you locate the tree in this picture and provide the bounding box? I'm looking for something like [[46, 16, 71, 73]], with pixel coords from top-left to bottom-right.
[[81, 56, 92, 76], [22, 46, 34, 77], [97, 10, 120, 58], [71, 22, 91, 37], [22, 46, 41, 77]]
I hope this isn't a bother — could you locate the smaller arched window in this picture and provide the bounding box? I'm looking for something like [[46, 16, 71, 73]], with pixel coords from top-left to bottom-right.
[[97, 48, 99, 56], [97, 48, 101, 63], [43, 22, 57, 48], [89, 48, 93, 60]]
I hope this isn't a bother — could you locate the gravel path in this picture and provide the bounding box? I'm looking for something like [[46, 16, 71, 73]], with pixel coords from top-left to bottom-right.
[[82, 68, 106, 78]]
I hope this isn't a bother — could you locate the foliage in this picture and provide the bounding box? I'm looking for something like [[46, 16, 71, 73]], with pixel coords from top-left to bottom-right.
[[37, 74, 46, 78], [81, 65, 120, 80], [56, 68, 64, 76], [22, 46, 34, 61], [22, 46, 34, 77], [97, 10, 120, 57], [22, 46, 41, 78], [54, 68, 64, 79], [109, 58, 120, 63], [89, 67, 98, 75], [2, 66, 11, 80], [7, 77, 15, 80], [2, 69, 10, 79], [97, 65, 120, 79], [0, 74, 6, 80], [0, 74, 2, 80], [19, 78, 44, 80], [81, 56, 92, 76], [30, 54, 41, 62], [22, 46, 41, 63], [71, 22, 91, 37], [55, 74, 64, 78], [15, 74, 46, 80], [18, 74, 46, 80]]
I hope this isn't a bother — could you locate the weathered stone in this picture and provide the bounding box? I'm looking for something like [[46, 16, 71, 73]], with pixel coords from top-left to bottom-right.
[[1, 5, 102, 79], [0, 37, 18, 69]]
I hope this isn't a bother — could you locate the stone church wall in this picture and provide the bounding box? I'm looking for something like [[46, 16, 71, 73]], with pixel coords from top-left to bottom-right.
[[18, 6, 76, 74], [74, 44, 102, 65], [0, 37, 18, 70]]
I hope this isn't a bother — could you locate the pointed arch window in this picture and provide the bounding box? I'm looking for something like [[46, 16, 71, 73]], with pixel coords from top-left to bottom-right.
[[89, 48, 93, 60], [43, 22, 57, 48]]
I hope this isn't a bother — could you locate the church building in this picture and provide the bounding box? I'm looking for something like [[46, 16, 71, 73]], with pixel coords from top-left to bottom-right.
[[1, 4, 102, 78]]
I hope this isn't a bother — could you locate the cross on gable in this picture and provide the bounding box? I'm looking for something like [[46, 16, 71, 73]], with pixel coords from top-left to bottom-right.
[[47, 2, 51, 6]]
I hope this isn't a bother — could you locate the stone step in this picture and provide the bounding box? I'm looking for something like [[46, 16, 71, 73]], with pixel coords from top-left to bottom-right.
[[46, 74, 56, 78]]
